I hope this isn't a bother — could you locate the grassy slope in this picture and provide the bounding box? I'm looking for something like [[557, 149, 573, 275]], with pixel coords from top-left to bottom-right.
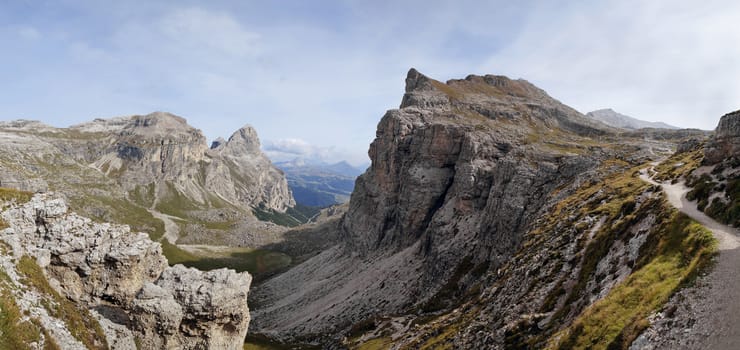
[[0, 266, 61, 350], [547, 212, 715, 349]]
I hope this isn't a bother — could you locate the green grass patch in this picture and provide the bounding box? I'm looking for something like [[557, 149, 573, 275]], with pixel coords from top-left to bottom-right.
[[356, 337, 393, 350], [162, 241, 291, 281], [16, 256, 108, 350], [253, 207, 302, 227], [653, 149, 703, 182], [69, 194, 166, 241], [547, 211, 716, 350], [0, 266, 59, 350], [154, 182, 202, 219], [127, 183, 156, 208]]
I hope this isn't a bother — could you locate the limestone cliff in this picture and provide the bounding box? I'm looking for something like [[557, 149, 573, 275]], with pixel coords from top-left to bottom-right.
[[0, 112, 295, 249], [68, 112, 294, 212], [0, 192, 252, 349], [704, 110, 740, 164], [250, 69, 712, 349], [252, 69, 614, 340]]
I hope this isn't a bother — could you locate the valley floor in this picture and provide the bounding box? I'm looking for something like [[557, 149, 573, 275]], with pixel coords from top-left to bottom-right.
[[636, 165, 740, 349]]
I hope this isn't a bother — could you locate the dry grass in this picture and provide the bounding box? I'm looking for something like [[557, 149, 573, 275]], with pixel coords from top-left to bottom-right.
[[17, 256, 108, 350], [547, 211, 716, 350]]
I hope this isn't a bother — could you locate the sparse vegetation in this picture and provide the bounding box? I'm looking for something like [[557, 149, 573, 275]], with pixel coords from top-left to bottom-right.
[[0, 187, 33, 205], [653, 149, 703, 182], [686, 172, 740, 227], [548, 211, 716, 350], [0, 266, 55, 350], [17, 255, 108, 350]]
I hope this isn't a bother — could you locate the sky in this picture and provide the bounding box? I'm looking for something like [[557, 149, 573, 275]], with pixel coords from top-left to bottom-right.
[[1, 0, 739, 166]]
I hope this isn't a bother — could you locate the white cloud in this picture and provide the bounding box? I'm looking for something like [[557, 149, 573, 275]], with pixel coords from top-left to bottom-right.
[[157, 7, 261, 58], [17, 26, 40, 40], [263, 138, 367, 166], [482, 0, 740, 129]]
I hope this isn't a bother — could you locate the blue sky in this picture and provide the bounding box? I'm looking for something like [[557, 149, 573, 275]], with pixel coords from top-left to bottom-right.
[[2, 0, 739, 165]]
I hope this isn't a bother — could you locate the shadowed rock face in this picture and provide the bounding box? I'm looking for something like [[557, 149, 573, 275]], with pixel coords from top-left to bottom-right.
[[251, 69, 610, 341], [705, 110, 740, 163]]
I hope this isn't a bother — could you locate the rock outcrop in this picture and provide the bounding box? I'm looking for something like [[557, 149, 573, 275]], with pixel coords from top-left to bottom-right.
[[0, 193, 252, 349], [704, 110, 740, 163], [132, 265, 251, 350]]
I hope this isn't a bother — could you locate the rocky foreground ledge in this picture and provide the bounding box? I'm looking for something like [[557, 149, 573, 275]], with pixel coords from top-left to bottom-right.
[[0, 192, 252, 349]]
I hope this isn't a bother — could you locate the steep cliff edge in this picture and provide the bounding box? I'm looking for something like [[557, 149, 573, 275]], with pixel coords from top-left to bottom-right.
[[0, 191, 252, 349], [250, 69, 715, 349], [252, 69, 637, 342], [704, 110, 740, 164]]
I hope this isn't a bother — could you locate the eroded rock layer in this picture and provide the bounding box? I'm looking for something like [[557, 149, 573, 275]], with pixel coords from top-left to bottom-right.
[[0, 193, 252, 349]]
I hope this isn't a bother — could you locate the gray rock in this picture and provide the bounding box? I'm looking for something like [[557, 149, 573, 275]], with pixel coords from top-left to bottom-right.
[[705, 110, 740, 163], [677, 138, 702, 153], [133, 265, 252, 350], [586, 108, 679, 130], [0, 193, 253, 349], [251, 68, 608, 342]]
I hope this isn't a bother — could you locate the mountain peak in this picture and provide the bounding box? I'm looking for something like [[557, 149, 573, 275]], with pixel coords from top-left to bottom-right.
[[223, 124, 261, 155], [132, 111, 188, 127], [585, 109, 679, 130], [210, 137, 227, 150], [404, 68, 435, 93]]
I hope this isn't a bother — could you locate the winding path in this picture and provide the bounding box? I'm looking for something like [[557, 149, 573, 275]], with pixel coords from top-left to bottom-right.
[[147, 208, 180, 244], [637, 166, 740, 349], [639, 168, 740, 250]]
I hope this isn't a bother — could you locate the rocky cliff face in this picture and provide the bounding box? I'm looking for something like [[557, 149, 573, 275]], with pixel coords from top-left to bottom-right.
[[0, 192, 251, 349], [251, 69, 618, 341], [0, 112, 295, 249], [205, 125, 295, 212], [250, 69, 713, 349], [68, 112, 293, 212], [704, 110, 740, 163]]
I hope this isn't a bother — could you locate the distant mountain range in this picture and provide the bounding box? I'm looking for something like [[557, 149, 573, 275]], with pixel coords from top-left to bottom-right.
[[586, 108, 679, 130], [274, 159, 366, 207]]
